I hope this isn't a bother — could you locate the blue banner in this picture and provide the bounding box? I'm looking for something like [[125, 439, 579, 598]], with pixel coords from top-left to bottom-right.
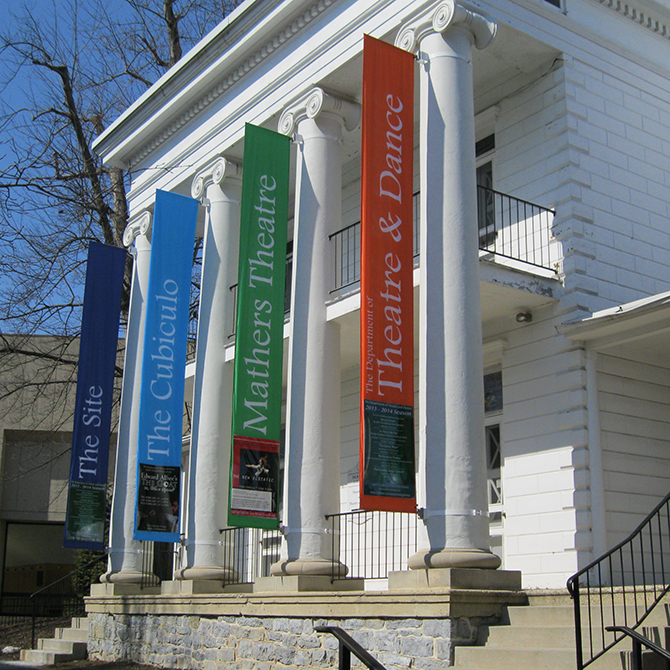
[[134, 190, 198, 542], [64, 241, 127, 549]]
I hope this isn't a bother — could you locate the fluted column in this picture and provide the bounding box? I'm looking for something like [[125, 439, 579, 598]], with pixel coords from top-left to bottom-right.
[[271, 88, 360, 576], [177, 157, 242, 581], [396, 0, 501, 569], [102, 211, 152, 583]]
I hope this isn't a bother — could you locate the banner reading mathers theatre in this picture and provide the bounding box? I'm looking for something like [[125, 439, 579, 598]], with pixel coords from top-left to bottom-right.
[[64, 241, 126, 549], [229, 124, 289, 530], [134, 190, 198, 542], [360, 35, 416, 512]]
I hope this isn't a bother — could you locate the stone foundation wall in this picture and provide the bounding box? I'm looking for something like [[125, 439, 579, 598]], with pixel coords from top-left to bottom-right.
[[88, 613, 480, 670]]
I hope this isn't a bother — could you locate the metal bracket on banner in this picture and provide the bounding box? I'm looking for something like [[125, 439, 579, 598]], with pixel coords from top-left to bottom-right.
[[416, 52, 429, 68], [291, 132, 304, 146], [417, 508, 489, 520]]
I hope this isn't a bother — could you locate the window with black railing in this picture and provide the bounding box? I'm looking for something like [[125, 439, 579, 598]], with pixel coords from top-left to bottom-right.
[[192, 187, 555, 340]]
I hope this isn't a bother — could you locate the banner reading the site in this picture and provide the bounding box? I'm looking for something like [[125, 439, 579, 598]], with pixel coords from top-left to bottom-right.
[[64, 241, 127, 549], [134, 190, 198, 542], [229, 124, 289, 529], [360, 35, 416, 512]]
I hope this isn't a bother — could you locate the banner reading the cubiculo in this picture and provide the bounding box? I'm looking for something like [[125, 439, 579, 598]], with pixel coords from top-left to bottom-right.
[[228, 124, 289, 530], [64, 241, 127, 549], [134, 190, 198, 542], [359, 35, 416, 512]]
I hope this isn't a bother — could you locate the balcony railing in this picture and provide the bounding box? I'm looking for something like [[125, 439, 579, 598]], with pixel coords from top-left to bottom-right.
[[190, 187, 555, 345], [326, 510, 419, 581], [331, 186, 555, 292]]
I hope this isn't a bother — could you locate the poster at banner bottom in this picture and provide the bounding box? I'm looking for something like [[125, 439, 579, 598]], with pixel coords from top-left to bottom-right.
[[65, 481, 107, 544], [363, 399, 415, 500], [230, 436, 279, 519], [136, 463, 180, 534]]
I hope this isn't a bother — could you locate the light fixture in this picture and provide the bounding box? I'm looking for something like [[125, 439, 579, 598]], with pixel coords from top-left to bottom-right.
[[516, 311, 533, 323]]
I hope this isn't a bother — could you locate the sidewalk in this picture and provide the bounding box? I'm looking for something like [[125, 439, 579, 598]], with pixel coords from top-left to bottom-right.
[[0, 660, 157, 670]]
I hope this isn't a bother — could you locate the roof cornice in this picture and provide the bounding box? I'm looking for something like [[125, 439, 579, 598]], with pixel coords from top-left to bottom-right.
[[594, 0, 670, 40], [93, 0, 336, 169]]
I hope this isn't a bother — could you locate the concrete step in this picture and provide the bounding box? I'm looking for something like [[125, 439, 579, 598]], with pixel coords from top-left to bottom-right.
[[20, 649, 59, 665], [507, 603, 670, 629], [457, 598, 670, 670], [20, 647, 86, 665], [506, 605, 575, 627], [19, 620, 89, 666], [54, 626, 89, 642], [454, 646, 577, 669], [70, 616, 90, 631], [37, 638, 87, 658], [453, 645, 631, 670], [479, 624, 576, 648]]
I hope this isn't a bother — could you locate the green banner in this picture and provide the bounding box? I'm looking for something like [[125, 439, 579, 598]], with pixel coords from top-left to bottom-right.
[[228, 124, 290, 529]]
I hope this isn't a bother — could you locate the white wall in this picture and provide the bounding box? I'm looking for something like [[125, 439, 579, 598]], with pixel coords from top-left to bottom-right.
[[500, 304, 589, 588], [599, 348, 670, 549]]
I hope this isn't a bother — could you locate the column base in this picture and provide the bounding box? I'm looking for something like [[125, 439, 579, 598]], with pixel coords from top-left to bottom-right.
[[389, 567, 520, 591], [175, 565, 238, 582], [270, 558, 348, 578], [408, 548, 502, 570], [100, 570, 144, 585], [254, 575, 364, 592]]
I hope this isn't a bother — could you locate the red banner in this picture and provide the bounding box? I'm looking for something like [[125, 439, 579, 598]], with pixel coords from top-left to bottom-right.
[[359, 35, 416, 512]]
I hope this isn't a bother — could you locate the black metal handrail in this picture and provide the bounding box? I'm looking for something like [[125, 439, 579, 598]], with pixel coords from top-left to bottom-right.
[[29, 553, 107, 648], [315, 626, 388, 670], [329, 186, 556, 292], [567, 491, 670, 669], [326, 510, 418, 581], [606, 625, 670, 670]]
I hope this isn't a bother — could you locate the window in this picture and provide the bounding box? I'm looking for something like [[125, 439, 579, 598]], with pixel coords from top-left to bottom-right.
[[476, 135, 496, 249], [484, 371, 503, 529]]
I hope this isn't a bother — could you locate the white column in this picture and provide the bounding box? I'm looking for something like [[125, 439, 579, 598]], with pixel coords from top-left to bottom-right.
[[272, 88, 359, 576], [102, 212, 152, 583], [396, 0, 500, 569], [177, 157, 242, 581]]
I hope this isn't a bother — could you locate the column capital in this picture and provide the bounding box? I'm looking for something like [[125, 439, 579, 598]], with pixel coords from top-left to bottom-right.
[[122, 210, 152, 247], [191, 156, 242, 201], [395, 0, 497, 53], [278, 87, 361, 137]]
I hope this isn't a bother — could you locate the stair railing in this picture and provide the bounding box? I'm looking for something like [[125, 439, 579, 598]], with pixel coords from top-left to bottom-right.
[[606, 626, 670, 670], [567, 491, 670, 670], [315, 626, 388, 670], [29, 553, 107, 649]]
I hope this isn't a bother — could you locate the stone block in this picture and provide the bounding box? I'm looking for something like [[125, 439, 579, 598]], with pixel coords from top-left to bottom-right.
[[90, 583, 157, 596], [422, 619, 453, 638], [388, 568, 522, 591], [161, 579, 228, 595], [254, 575, 364, 592], [396, 634, 434, 658]]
